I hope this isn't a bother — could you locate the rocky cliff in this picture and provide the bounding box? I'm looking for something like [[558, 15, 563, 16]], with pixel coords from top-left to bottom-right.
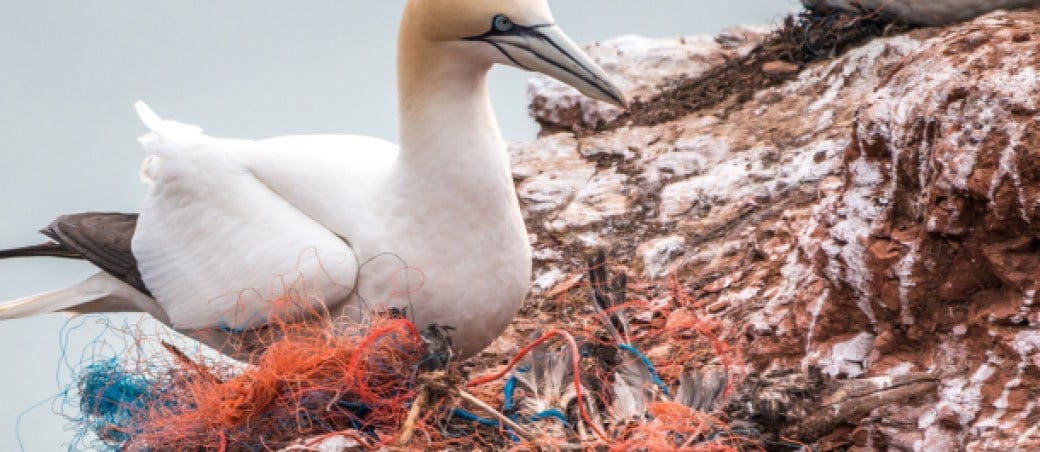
[[504, 9, 1040, 451]]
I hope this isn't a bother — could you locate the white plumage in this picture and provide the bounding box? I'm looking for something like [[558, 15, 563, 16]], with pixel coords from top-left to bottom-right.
[[132, 102, 365, 331], [129, 93, 534, 358], [0, 0, 626, 360]]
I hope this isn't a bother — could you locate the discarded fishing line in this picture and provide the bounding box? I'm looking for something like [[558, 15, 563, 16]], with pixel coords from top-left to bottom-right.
[[63, 255, 752, 450], [67, 299, 426, 450], [450, 256, 752, 451]]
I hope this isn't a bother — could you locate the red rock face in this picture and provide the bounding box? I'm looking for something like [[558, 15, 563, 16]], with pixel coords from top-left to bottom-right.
[[824, 13, 1040, 449], [512, 9, 1040, 450]]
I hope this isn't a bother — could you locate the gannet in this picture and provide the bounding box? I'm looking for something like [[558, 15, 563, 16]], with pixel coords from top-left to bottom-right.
[[0, 0, 625, 360], [803, 0, 1040, 25]]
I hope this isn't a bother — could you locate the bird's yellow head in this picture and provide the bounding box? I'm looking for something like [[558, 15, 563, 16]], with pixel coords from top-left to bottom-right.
[[401, 0, 627, 108]]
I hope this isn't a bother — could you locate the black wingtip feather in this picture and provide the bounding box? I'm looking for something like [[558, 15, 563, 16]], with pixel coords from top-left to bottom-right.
[[0, 242, 81, 260]]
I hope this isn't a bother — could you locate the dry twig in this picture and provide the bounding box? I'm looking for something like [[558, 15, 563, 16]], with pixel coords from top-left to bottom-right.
[[396, 384, 429, 447]]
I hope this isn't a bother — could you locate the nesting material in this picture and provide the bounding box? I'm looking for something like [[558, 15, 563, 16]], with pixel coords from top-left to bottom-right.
[[69, 266, 749, 450], [72, 303, 425, 450]]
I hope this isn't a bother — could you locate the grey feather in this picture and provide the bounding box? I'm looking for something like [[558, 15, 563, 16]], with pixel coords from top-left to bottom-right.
[[588, 250, 630, 344]]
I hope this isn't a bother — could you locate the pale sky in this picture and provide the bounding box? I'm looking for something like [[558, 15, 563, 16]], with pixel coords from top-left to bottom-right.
[[0, 1, 798, 449]]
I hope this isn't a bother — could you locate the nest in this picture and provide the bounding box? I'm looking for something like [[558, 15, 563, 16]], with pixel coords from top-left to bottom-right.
[[68, 254, 758, 451]]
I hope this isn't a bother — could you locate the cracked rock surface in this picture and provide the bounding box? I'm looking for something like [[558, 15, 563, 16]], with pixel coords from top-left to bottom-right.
[[506, 9, 1040, 451]]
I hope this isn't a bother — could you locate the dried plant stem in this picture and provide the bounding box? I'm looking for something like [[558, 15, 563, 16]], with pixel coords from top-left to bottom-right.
[[396, 384, 429, 447], [456, 388, 538, 442]]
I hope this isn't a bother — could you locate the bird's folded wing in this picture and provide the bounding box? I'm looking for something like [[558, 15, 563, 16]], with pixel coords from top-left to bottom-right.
[[131, 103, 362, 331]]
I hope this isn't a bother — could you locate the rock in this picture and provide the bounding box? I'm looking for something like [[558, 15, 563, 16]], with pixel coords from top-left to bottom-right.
[[531, 266, 566, 295], [636, 235, 686, 279], [817, 13, 1040, 449], [810, 332, 876, 378], [550, 170, 631, 231], [804, 0, 1040, 25], [762, 60, 800, 74], [724, 369, 938, 445], [528, 30, 773, 133], [508, 8, 1040, 450], [511, 135, 592, 215]]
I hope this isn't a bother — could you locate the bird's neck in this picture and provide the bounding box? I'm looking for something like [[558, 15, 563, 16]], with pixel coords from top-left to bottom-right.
[[396, 31, 507, 179]]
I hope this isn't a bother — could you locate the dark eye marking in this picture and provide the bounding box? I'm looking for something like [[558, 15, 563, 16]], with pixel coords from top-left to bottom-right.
[[492, 15, 513, 33]]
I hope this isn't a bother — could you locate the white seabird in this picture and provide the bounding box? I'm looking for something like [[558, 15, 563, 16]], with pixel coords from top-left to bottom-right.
[[0, 0, 626, 360], [804, 0, 1040, 25]]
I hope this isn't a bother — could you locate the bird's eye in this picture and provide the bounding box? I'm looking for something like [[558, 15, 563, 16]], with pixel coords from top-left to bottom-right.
[[493, 15, 514, 32]]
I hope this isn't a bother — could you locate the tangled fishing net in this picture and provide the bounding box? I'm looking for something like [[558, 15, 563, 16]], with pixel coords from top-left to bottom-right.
[[66, 303, 423, 450], [61, 259, 752, 451]]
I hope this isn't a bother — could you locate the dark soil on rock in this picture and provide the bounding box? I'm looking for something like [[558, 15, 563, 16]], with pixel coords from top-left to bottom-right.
[[584, 10, 915, 134]]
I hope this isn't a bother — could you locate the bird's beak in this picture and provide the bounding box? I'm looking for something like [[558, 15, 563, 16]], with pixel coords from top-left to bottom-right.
[[468, 24, 628, 109]]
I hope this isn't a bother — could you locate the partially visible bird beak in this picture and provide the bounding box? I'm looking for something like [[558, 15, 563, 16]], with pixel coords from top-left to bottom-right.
[[468, 24, 628, 109]]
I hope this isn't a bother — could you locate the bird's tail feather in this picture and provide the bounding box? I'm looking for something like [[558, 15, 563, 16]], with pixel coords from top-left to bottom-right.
[[0, 272, 138, 319], [0, 285, 104, 319], [0, 242, 80, 260]]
